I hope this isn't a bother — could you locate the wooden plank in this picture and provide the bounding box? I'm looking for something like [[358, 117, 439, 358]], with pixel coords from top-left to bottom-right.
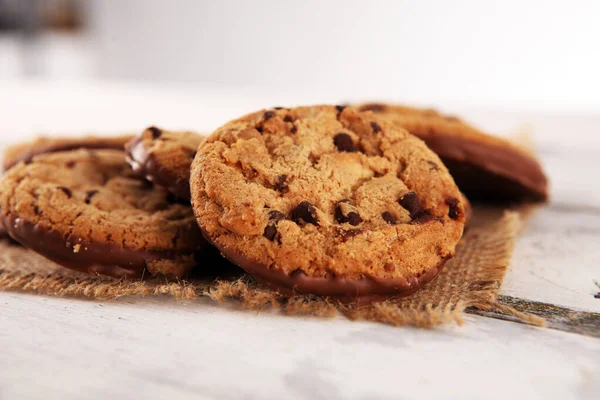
[[469, 295, 600, 338]]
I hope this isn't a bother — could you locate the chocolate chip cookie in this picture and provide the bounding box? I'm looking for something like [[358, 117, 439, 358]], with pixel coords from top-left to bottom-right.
[[126, 127, 205, 200], [2, 135, 134, 171], [0, 149, 208, 278], [191, 105, 466, 301], [357, 103, 548, 202]]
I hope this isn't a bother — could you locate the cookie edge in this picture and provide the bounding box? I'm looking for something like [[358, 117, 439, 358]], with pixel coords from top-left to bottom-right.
[[200, 225, 446, 302], [1, 213, 197, 279]]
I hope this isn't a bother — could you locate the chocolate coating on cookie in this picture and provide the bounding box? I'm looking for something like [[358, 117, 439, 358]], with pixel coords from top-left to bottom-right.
[[2, 135, 134, 171], [357, 103, 548, 202], [125, 127, 206, 200], [0, 149, 208, 278], [201, 224, 444, 304], [191, 105, 466, 301], [1, 215, 163, 278]]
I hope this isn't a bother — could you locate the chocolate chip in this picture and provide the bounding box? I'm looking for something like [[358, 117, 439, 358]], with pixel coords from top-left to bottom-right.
[[595, 293, 600, 299], [333, 204, 345, 222], [346, 212, 363, 226], [435, 244, 444, 257], [333, 133, 356, 152], [274, 106, 284, 110], [335, 227, 362, 241], [412, 213, 444, 225], [243, 168, 259, 180], [398, 192, 423, 219], [446, 197, 461, 220], [263, 111, 276, 120], [65, 160, 76, 168], [384, 262, 395, 272], [334, 204, 363, 226], [291, 201, 319, 225], [263, 224, 278, 241], [148, 126, 162, 139], [268, 210, 286, 221], [335, 105, 347, 112], [370, 121, 382, 133], [283, 115, 293, 123], [274, 174, 289, 193], [381, 211, 396, 225], [359, 103, 385, 112], [57, 186, 72, 198], [84, 190, 98, 204], [426, 160, 440, 171], [290, 125, 297, 134]]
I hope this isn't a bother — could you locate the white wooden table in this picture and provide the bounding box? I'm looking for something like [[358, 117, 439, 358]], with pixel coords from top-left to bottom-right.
[[0, 80, 599, 400]]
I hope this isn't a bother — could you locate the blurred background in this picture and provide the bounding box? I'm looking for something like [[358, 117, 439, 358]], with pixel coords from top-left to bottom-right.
[[1, 0, 599, 141]]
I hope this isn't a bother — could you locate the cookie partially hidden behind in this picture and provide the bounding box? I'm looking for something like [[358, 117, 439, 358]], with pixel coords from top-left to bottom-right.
[[357, 103, 548, 202], [0, 149, 208, 278], [191, 105, 466, 301], [2, 135, 134, 171], [126, 127, 205, 200], [0, 219, 6, 238]]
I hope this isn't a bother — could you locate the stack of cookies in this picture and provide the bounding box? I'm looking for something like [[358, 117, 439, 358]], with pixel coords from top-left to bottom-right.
[[0, 104, 548, 302]]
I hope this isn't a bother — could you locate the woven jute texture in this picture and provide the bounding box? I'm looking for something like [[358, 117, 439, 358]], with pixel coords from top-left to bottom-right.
[[0, 206, 544, 328]]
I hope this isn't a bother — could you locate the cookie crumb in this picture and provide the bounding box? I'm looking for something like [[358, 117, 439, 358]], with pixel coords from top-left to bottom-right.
[[73, 244, 81, 253]]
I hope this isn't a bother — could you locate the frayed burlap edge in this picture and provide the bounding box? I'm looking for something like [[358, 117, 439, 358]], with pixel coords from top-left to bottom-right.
[[0, 209, 545, 329]]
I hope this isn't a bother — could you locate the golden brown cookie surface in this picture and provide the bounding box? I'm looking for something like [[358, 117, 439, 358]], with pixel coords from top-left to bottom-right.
[[357, 103, 548, 202], [191, 105, 466, 300], [0, 149, 208, 278], [126, 127, 205, 200]]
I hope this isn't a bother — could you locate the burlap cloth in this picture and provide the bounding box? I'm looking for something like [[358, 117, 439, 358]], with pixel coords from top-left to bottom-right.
[[0, 205, 545, 328]]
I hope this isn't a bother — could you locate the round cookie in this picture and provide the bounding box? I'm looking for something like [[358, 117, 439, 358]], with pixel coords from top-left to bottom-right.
[[126, 127, 205, 200], [357, 103, 548, 202], [0, 149, 208, 278], [2, 134, 134, 171], [1, 135, 133, 241], [191, 105, 466, 301]]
